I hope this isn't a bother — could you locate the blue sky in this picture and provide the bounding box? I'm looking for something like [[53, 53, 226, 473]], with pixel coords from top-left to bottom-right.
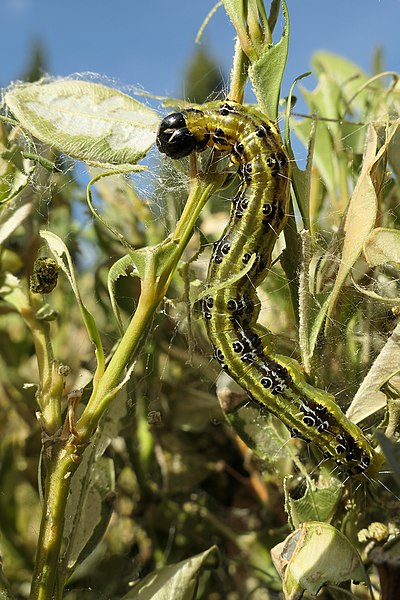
[[1, 0, 399, 102]]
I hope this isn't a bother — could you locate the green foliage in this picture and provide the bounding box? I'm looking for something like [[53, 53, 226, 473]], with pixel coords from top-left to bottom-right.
[[1, 2, 400, 600], [185, 48, 225, 104]]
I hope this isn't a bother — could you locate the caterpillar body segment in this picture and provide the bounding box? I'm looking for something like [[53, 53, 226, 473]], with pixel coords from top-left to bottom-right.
[[157, 100, 382, 478]]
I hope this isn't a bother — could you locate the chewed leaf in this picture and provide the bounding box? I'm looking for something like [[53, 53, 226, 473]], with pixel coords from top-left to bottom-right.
[[108, 254, 139, 333], [63, 455, 115, 574], [364, 227, 400, 267], [284, 476, 343, 529], [271, 522, 367, 599], [5, 80, 159, 167]]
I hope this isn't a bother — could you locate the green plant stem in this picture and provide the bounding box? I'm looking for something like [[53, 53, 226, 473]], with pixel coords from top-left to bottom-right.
[[7, 284, 60, 430], [29, 173, 223, 600], [76, 175, 221, 441], [29, 139, 228, 600], [6, 286, 54, 402], [24, 307, 62, 432], [29, 444, 76, 600], [229, 37, 249, 103], [0, 563, 15, 600]]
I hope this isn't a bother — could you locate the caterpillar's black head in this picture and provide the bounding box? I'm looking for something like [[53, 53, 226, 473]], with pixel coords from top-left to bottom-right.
[[156, 112, 209, 159]]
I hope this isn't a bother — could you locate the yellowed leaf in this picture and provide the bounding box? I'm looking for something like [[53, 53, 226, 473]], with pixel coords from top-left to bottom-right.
[[326, 120, 400, 324], [364, 227, 400, 267]]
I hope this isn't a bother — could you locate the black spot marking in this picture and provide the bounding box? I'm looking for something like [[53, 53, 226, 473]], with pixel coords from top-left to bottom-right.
[[213, 127, 228, 145], [266, 156, 275, 168], [204, 312, 212, 320], [345, 450, 358, 462], [277, 151, 288, 167], [255, 125, 267, 137], [214, 349, 225, 363], [317, 420, 330, 433], [274, 363, 288, 378], [227, 299, 238, 312], [242, 253, 252, 264], [272, 383, 285, 395], [204, 296, 214, 309], [360, 455, 370, 469], [262, 203, 273, 216], [232, 341, 244, 353], [234, 141, 245, 154], [261, 376, 273, 389], [303, 415, 315, 427], [219, 102, 236, 116]]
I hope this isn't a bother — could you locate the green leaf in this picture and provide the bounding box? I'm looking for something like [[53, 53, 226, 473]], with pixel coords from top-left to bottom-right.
[[311, 51, 370, 111], [0, 198, 33, 245], [221, 1, 247, 43], [108, 254, 140, 333], [0, 273, 29, 313], [107, 239, 184, 333], [285, 476, 343, 529], [5, 80, 159, 167], [249, 0, 289, 119], [291, 89, 339, 201], [121, 546, 219, 599], [326, 120, 400, 325], [216, 373, 295, 466], [62, 390, 131, 575], [40, 230, 104, 373], [0, 144, 33, 205], [284, 72, 313, 226], [297, 230, 331, 370], [129, 238, 179, 281], [271, 522, 368, 599], [62, 455, 115, 573], [375, 432, 400, 490], [364, 227, 400, 267]]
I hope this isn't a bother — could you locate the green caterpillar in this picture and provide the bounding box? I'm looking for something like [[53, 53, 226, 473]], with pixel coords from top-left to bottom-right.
[[157, 100, 382, 478]]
